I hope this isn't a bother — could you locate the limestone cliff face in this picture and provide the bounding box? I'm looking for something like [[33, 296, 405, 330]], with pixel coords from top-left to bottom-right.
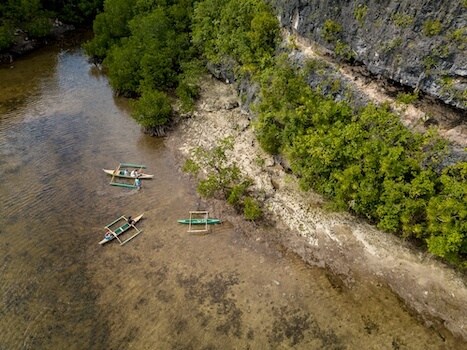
[[271, 0, 467, 111]]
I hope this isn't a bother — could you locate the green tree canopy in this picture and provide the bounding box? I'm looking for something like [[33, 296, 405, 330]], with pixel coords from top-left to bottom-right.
[[131, 89, 173, 130], [85, 0, 196, 97], [192, 0, 279, 72], [83, 0, 137, 59]]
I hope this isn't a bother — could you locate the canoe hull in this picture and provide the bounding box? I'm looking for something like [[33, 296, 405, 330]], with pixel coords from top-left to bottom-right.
[[177, 219, 221, 225], [103, 169, 154, 179], [99, 213, 144, 245]]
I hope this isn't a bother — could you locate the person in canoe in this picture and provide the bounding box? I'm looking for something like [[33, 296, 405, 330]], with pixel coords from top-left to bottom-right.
[[127, 216, 135, 225]]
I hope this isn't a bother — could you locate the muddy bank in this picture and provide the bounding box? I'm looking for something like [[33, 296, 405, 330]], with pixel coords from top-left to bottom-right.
[[165, 76, 467, 342]]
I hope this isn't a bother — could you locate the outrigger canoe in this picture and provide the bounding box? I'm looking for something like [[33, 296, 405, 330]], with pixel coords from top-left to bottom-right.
[[177, 218, 221, 225], [105, 163, 153, 188], [103, 169, 154, 179], [178, 211, 221, 233], [103, 162, 154, 179], [99, 213, 143, 245]]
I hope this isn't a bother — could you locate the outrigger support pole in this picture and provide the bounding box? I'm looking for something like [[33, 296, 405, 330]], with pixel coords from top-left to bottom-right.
[[187, 211, 209, 233], [120, 229, 143, 245], [107, 228, 123, 244], [111, 164, 121, 184]]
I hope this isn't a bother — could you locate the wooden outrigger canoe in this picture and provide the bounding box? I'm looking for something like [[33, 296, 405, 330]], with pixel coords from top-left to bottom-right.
[[177, 218, 221, 225], [103, 162, 154, 179], [178, 211, 221, 233], [99, 213, 143, 245], [103, 169, 154, 179], [105, 163, 153, 188]]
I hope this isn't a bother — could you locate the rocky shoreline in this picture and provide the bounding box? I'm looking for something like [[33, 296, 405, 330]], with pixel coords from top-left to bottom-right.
[[166, 75, 467, 342], [0, 21, 76, 64]]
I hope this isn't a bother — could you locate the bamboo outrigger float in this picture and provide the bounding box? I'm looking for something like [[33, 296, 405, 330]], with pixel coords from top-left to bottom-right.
[[99, 213, 144, 245], [105, 163, 153, 188]]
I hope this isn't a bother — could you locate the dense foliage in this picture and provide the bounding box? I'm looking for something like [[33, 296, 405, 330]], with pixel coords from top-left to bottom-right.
[[83, 0, 202, 128], [191, 0, 280, 73], [131, 90, 172, 134], [83, 0, 466, 266], [83, 0, 278, 132], [254, 57, 466, 267], [0, 0, 103, 50]]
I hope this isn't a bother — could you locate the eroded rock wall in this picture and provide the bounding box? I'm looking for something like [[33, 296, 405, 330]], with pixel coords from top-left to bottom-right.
[[271, 0, 467, 111]]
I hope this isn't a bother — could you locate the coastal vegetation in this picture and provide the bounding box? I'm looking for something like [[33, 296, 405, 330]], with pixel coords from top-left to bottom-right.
[[183, 137, 262, 220], [86, 0, 466, 267], [4, 0, 465, 266], [82, 0, 201, 135]]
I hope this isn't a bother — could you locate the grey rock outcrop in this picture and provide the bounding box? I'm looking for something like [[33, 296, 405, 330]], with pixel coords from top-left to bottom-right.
[[272, 0, 467, 111]]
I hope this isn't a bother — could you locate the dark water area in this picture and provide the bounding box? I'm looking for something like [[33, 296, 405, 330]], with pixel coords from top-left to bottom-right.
[[1, 41, 465, 349]]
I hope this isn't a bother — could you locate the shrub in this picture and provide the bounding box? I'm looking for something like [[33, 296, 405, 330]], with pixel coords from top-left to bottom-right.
[[182, 158, 200, 177], [423, 55, 437, 73], [322, 19, 341, 42], [104, 38, 142, 95], [431, 45, 450, 59], [354, 4, 367, 27], [0, 25, 13, 51], [423, 19, 442, 36], [243, 196, 262, 220], [334, 40, 354, 60], [24, 15, 52, 38], [392, 13, 414, 28], [385, 38, 402, 52], [183, 137, 262, 221], [426, 163, 467, 266], [447, 28, 467, 50], [176, 80, 199, 113], [176, 60, 204, 112], [192, 0, 279, 71], [447, 28, 464, 42], [131, 90, 172, 128], [396, 90, 419, 104]]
